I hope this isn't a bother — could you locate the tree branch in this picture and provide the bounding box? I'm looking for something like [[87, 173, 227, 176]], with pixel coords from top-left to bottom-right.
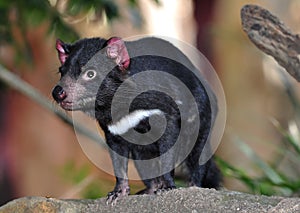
[[0, 64, 105, 147], [241, 4, 300, 82]]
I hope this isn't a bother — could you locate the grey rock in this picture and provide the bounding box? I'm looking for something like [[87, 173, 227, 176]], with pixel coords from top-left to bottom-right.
[[0, 187, 299, 213]]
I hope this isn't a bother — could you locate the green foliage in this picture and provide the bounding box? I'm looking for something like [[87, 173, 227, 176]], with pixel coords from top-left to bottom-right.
[[0, 0, 160, 64], [60, 161, 145, 198], [0, 0, 160, 43], [62, 161, 90, 184], [50, 14, 79, 42], [0, 1, 74, 44], [66, 0, 119, 21], [61, 161, 108, 198], [216, 124, 300, 196], [82, 181, 107, 199], [217, 71, 300, 197], [0, 2, 12, 43]]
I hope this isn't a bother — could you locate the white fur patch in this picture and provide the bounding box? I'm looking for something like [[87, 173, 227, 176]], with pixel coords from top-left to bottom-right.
[[108, 109, 163, 135]]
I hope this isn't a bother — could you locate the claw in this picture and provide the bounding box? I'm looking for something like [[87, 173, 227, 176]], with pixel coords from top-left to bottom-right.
[[106, 192, 118, 206], [106, 187, 130, 205], [155, 186, 176, 195]]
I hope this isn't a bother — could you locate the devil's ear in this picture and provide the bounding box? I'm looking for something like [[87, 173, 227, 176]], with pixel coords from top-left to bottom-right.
[[56, 39, 70, 65], [106, 37, 130, 71]]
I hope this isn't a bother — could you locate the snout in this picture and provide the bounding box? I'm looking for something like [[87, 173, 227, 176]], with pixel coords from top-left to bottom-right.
[[52, 85, 67, 103], [52, 85, 74, 110]]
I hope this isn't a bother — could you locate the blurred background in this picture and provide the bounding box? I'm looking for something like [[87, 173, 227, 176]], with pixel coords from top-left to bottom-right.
[[1, 0, 300, 206]]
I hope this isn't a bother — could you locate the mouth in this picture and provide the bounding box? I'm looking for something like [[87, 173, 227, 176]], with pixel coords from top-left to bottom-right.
[[59, 101, 74, 111], [59, 97, 96, 111]]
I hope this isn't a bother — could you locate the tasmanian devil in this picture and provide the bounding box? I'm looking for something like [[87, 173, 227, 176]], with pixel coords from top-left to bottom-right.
[[52, 36, 221, 204]]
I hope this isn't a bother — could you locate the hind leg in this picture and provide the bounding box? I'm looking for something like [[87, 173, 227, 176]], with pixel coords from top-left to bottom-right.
[[202, 159, 222, 189], [186, 146, 221, 189], [185, 130, 221, 188], [186, 157, 211, 187], [186, 155, 208, 187], [188, 159, 221, 189]]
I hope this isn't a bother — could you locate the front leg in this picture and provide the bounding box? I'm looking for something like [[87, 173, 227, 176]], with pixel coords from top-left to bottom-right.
[[106, 136, 130, 205], [106, 177, 130, 205]]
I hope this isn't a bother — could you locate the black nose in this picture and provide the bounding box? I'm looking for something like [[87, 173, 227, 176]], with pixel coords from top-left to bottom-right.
[[52, 85, 67, 102]]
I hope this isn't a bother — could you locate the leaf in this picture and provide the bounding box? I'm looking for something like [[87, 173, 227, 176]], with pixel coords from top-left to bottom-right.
[[61, 161, 90, 184], [0, 0, 11, 8], [152, 0, 161, 4], [235, 139, 285, 185], [17, 0, 51, 26], [271, 118, 300, 154], [0, 6, 11, 43], [101, 0, 119, 21], [49, 15, 79, 42], [127, 0, 138, 7], [66, 0, 119, 21]]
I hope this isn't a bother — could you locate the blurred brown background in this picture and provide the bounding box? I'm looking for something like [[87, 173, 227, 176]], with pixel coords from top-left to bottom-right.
[[1, 0, 300, 205]]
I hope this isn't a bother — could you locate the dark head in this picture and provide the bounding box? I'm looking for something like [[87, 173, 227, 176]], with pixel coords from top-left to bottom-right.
[[52, 37, 131, 114]]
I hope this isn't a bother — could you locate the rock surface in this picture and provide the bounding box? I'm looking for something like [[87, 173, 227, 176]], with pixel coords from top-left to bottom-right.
[[0, 187, 299, 213]]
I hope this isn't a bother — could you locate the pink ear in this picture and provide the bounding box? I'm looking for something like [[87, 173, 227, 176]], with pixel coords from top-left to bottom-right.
[[106, 37, 130, 71], [56, 39, 69, 64]]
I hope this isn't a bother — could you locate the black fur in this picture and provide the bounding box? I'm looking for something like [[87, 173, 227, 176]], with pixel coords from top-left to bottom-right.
[[52, 37, 221, 203]]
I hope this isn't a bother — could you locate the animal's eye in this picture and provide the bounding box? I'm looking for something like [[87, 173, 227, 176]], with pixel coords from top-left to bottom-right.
[[87, 71, 95, 78], [83, 69, 97, 80]]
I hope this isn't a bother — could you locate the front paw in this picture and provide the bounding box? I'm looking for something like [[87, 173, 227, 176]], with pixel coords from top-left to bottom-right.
[[106, 187, 130, 205], [155, 186, 176, 195]]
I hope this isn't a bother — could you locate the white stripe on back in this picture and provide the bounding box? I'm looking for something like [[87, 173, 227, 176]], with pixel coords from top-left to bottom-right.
[[108, 109, 163, 135]]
